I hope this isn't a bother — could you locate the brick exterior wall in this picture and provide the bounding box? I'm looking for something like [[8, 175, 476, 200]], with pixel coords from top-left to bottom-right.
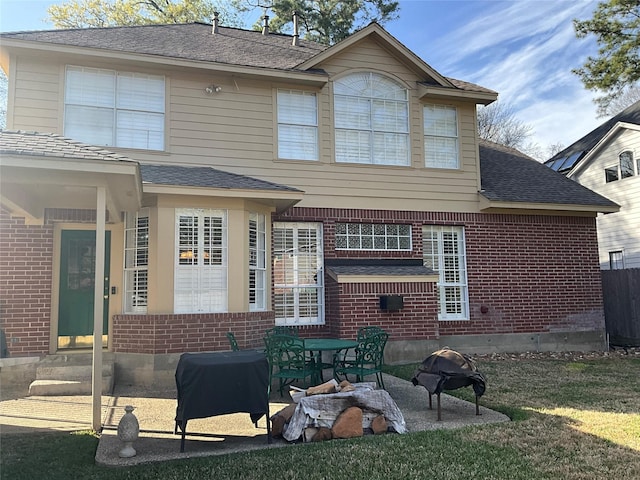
[[0, 208, 53, 356], [325, 279, 439, 340], [275, 207, 605, 340], [111, 311, 275, 354], [1, 204, 604, 358]]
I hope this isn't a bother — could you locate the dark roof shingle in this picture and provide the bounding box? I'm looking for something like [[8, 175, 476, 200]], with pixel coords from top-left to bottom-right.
[[479, 140, 618, 209], [140, 164, 301, 192], [0, 130, 133, 162], [545, 100, 640, 172], [1, 22, 491, 94], [1, 23, 327, 71]]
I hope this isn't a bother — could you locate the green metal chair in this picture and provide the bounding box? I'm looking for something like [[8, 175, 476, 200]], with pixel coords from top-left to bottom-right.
[[226, 332, 240, 351], [264, 334, 317, 396], [333, 331, 389, 389], [264, 326, 299, 338], [357, 325, 386, 340]]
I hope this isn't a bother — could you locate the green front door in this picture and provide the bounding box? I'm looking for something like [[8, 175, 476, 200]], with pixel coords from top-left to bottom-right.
[[58, 230, 111, 349]]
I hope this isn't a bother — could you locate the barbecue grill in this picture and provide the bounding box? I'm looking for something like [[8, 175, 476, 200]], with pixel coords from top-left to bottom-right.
[[411, 348, 486, 421]]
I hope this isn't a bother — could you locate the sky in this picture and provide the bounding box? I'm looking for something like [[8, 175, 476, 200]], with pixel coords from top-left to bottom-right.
[[0, 0, 604, 159]]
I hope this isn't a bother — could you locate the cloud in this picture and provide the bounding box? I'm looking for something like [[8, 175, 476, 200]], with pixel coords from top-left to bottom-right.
[[395, 0, 602, 149]]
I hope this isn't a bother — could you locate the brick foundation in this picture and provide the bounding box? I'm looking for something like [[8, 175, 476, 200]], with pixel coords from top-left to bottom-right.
[[112, 311, 276, 354]]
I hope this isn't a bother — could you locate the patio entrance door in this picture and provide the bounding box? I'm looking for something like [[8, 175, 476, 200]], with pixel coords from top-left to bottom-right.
[[57, 230, 111, 349]]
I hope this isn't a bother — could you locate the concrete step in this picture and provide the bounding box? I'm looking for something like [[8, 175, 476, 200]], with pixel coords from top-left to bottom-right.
[[35, 364, 113, 381], [28, 353, 115, 396], [28, 377, 113, 396]]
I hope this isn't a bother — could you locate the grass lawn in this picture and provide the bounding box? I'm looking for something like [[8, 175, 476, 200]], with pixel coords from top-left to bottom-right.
[[2, 352, 639, 480]]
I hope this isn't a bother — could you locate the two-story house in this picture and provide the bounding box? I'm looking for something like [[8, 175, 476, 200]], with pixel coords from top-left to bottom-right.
[[0, 20, 618, 386], [546, 100, 640, 270]]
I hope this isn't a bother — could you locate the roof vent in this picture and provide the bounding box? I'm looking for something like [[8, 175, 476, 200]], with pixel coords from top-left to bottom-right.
[[262, 15, 269, 35], [292, 10, 300, 46], [212, 11, 219, 34]]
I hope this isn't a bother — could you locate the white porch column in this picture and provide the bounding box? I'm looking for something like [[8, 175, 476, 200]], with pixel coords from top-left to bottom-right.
[[92, 186, 106, 431]]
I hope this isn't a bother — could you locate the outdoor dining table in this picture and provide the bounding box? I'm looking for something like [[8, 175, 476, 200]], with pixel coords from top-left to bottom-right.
[[304, 338, 358, 382]]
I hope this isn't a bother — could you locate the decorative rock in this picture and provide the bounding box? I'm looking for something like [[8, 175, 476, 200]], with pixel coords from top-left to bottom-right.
[[312, 427, 333, 442], [371, 415, 388, 434], [331, 406, 363, 439], [117, 405, 139, 458]]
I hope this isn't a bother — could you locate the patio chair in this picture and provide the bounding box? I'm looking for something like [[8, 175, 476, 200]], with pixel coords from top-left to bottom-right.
[[264, 334, 317, 396], [333, 331, 389, 389], [226, 332, 240, 351], [357, 325, 386, 340], [264, 326, 299, 338]]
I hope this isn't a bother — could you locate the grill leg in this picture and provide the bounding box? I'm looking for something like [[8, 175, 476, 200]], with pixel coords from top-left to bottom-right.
[[437, 393, 441, 421], [475, 395, 480, 415], [428, 392, 433, 410]]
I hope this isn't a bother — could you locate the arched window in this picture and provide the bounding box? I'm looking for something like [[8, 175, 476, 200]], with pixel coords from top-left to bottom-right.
[[333, 72, 409, 166], [619, 150, 634, 179], [606, 150, 636, 183]]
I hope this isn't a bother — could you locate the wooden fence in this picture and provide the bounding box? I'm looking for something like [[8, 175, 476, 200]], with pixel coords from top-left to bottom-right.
[[601, 268, 640, 346]]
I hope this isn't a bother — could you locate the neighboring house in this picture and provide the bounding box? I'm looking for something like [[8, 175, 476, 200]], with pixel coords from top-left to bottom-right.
[[0, 21, 618, 385], [546, 100, 640, 271]]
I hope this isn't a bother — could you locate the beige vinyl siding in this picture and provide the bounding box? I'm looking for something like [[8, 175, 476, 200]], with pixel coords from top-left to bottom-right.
[[7, 38, 484, 213], [572, 129, 640, 269], [10, 58, 61, 131]]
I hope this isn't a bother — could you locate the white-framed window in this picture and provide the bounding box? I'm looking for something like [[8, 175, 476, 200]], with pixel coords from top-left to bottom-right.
[[334, 72, 409, 166], [609, 251, 624, 270], [64, 66, 165, 150], [605, 150, 637, 183], [424, 104, 459, 169], [123, 208, 149, 313], [335, 223, 412, 251], [423, 225, 469, 320], [273, 222, 324, 325], [249, 213, 267, 311], [277, 89, 318, 160], [174, 209, 227, 313]]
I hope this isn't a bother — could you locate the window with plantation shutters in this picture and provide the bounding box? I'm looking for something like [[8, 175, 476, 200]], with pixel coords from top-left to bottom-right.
[[424, 104, 459, 169], [124, 209, 149, 313], [64, 66, 165, 150], [249, 213, 266, 311], [277, 89, 318, 160], [174, 209, 227, 313], [273, 222, 324, 325], [423, 225, 468, 320], [334, 72, 409, 166]]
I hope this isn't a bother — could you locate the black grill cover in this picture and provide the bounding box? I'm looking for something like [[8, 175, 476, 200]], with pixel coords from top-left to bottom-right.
[[411, 348, 486, 397]]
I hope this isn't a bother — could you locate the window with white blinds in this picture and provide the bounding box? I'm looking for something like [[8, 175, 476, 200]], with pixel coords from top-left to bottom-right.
[[174, 209, 227, 313], [334, 72, 409, 166], [277, 89, 318, 160], [124, 209, 149, 313], [423, 225, 468, 320], [424, 104, 459, 169], [65, 66, 165, 150], [249, 213, 267, 311]]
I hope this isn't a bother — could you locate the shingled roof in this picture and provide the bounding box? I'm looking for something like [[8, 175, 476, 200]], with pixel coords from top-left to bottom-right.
[[545, 100, 640, 174], [140, 164, 301, 192], [0, 130, 133, 162], [0, 22, 492, 95], [479, 140, 618, 210], [0, 23, 326, 71]]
